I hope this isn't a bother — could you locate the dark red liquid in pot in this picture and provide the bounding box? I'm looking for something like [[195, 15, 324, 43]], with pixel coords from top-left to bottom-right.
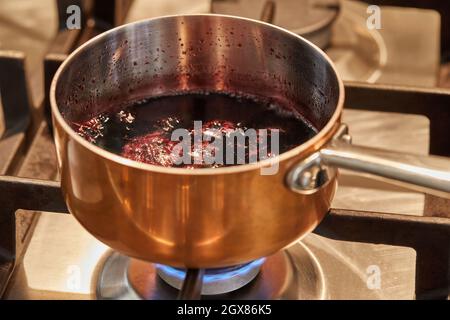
[[71, 92, 317, 168]]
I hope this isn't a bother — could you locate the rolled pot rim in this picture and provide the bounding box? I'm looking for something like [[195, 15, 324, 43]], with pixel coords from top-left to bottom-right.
[[50, 13, 345, 176]]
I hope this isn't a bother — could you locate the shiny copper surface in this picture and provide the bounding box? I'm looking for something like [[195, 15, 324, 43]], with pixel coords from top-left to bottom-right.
[[53, 121, 339, 267], [51, 15, 344, 268]]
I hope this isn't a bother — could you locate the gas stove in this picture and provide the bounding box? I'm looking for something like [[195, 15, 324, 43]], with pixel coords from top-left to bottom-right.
[[0, 0, 449, 300]]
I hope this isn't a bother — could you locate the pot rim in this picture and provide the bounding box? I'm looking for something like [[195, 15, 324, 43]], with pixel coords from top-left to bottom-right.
[[50, 13, 345, 176]]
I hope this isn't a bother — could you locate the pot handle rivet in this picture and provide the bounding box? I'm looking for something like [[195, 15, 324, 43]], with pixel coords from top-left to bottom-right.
[[286, 151, 336, 195]]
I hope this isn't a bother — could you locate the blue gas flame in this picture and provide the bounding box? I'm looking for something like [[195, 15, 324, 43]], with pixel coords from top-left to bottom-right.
[[156, 258, 265, 283]]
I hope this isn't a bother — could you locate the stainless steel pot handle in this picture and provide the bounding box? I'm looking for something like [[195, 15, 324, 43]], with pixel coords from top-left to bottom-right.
[[286, 124, 450, 199]]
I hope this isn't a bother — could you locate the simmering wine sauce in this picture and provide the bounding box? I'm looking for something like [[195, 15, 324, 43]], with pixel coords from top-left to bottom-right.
[[71, 92, 317, 168]]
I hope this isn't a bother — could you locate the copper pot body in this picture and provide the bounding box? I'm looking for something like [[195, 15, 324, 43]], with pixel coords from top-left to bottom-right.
[[50, 15, 344, 268]]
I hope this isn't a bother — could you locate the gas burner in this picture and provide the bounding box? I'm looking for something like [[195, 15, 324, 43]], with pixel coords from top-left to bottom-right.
[[96, 242, 326, 300], [211, 0, 340, 49], [156, 259, 265, 295]]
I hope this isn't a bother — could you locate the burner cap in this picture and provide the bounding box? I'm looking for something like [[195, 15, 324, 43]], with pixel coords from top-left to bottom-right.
[[211, 0, 340, 48], [156, 259, 265, 295], [96, 242, 326, 300]]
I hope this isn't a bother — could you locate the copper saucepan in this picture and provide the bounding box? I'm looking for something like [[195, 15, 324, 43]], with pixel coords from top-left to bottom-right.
[[50, 14, 450, 268]]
